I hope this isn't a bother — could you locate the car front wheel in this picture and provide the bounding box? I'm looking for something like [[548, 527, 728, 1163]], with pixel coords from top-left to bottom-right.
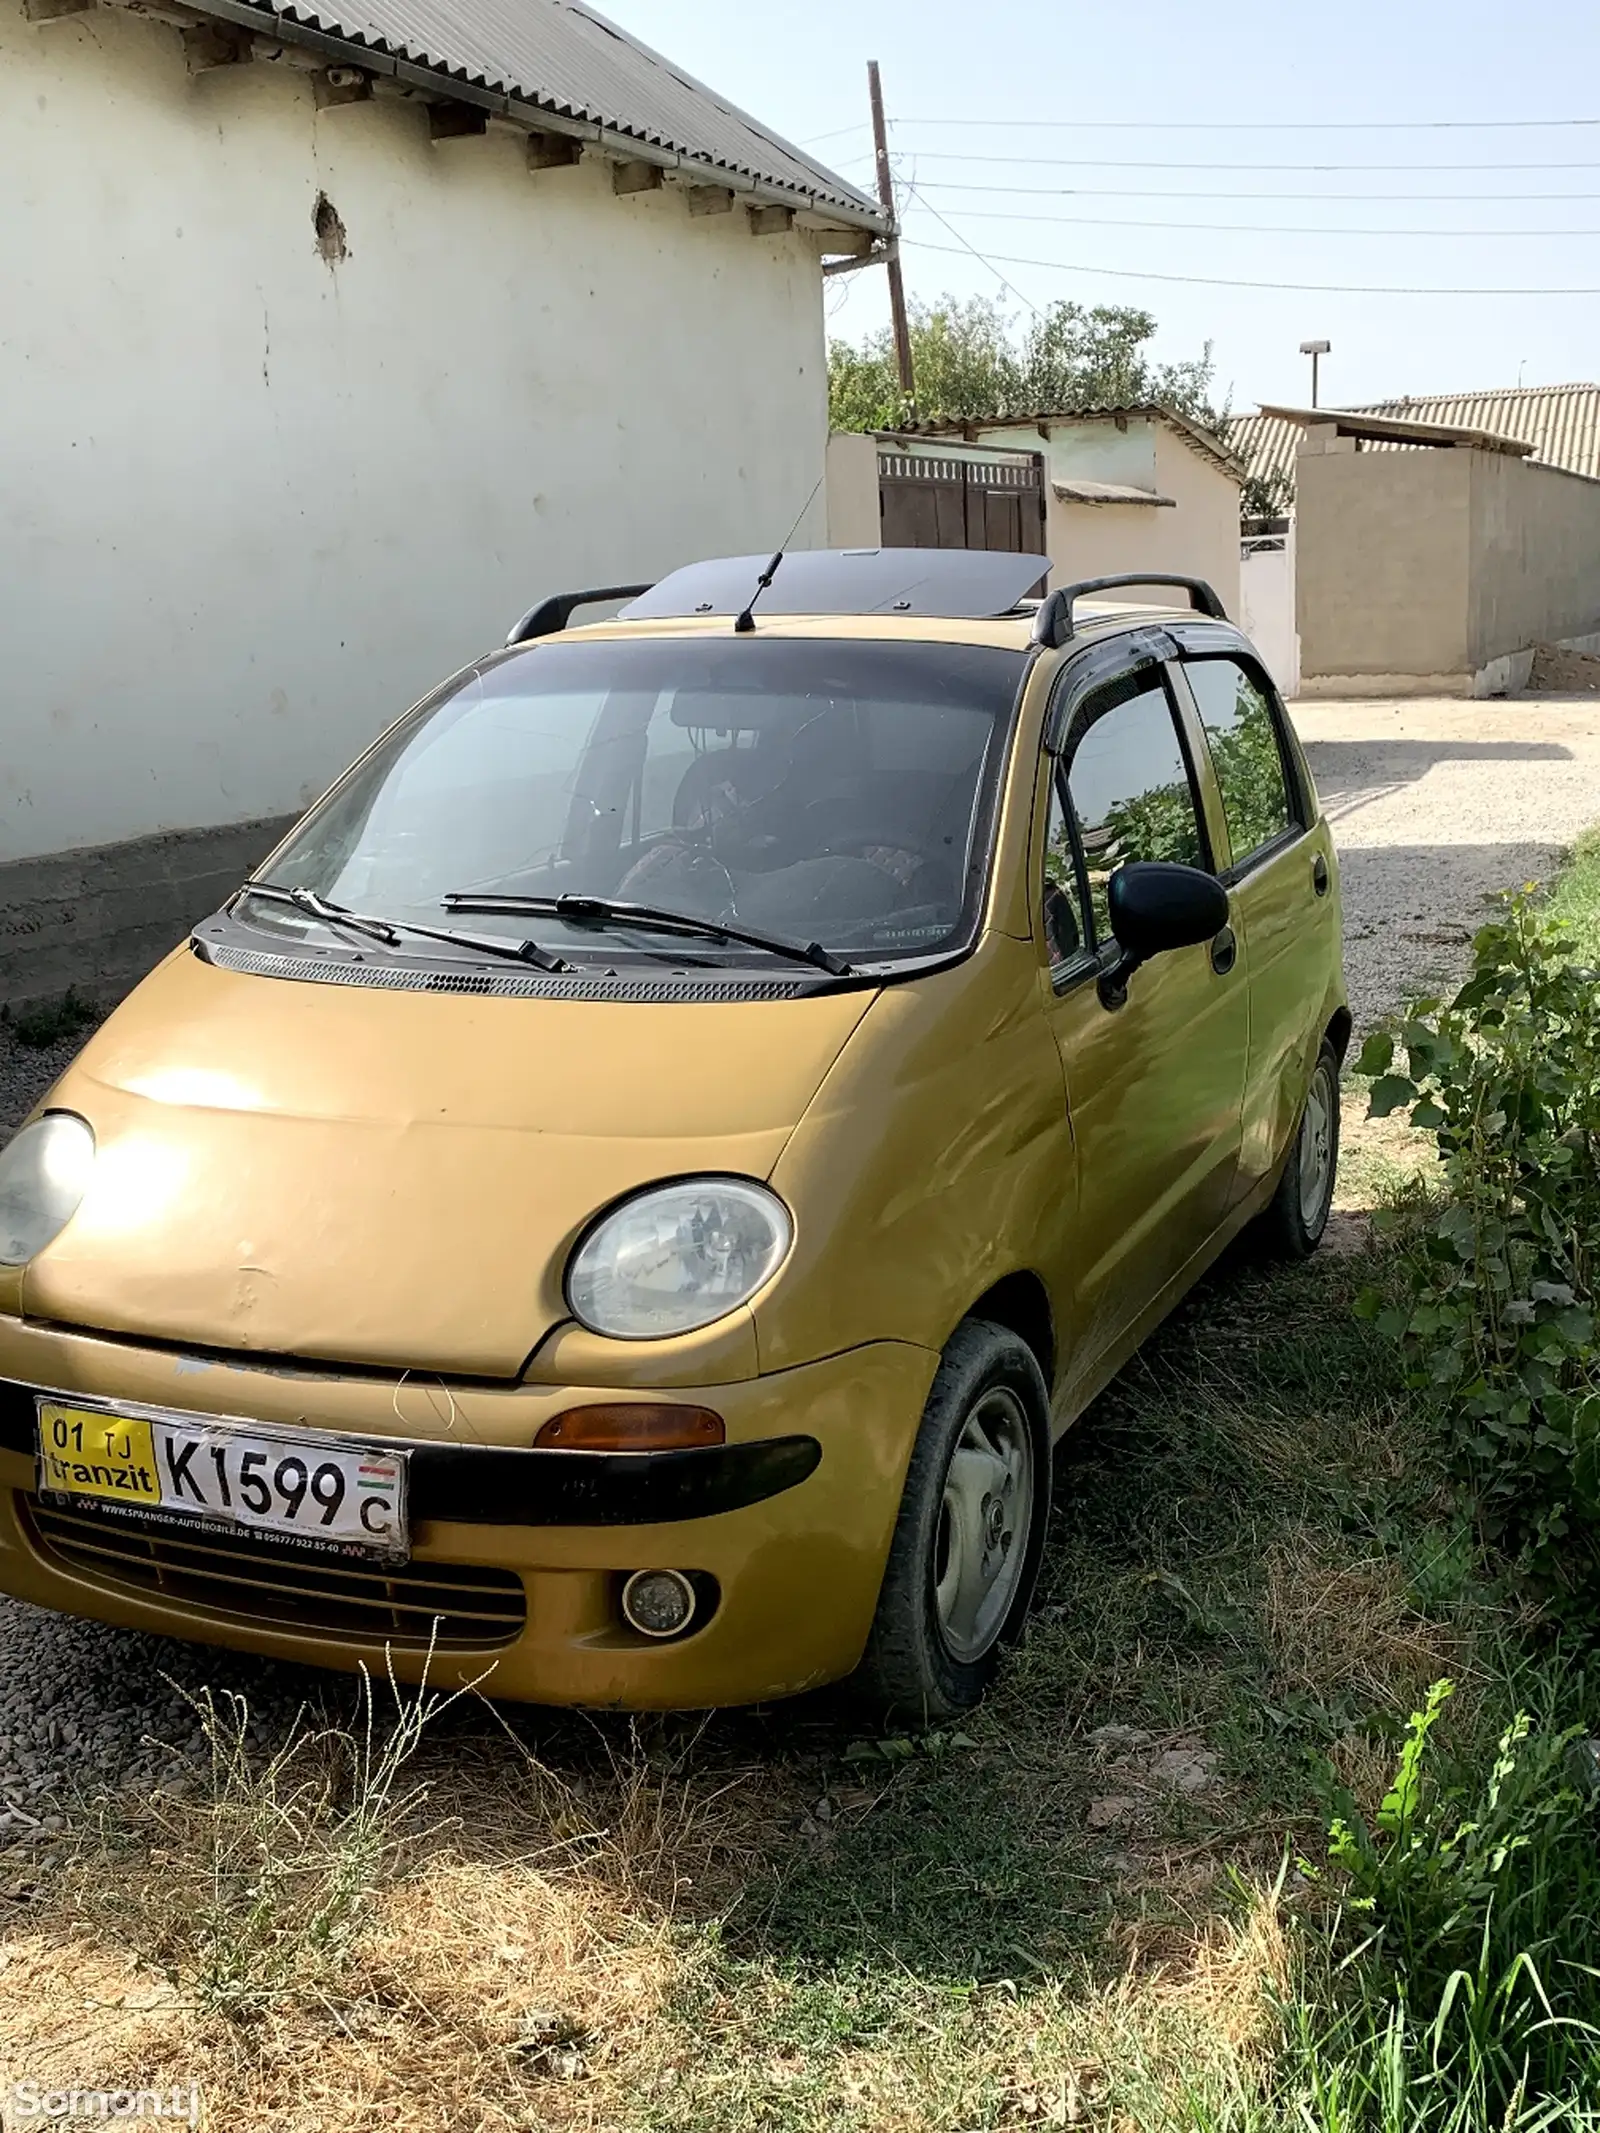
[[851, 1319, 1050, 1724]]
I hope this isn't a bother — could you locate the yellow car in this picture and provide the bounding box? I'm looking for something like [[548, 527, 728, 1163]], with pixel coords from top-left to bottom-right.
[[0, 550, 1346, 1719]]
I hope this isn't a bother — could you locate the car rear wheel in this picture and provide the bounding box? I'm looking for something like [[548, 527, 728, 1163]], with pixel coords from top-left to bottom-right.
[[1255, 1040, 1340, 1259], [850, 1319, 1050, 1723]]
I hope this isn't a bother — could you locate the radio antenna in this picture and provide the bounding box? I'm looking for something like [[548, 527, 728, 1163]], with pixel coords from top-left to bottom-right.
[[733, 473, 825, 633]]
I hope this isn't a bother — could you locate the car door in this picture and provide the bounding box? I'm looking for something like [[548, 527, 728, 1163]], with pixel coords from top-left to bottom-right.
[[1037, 652, 1250, 1400], [1172, 647, 1338, 1200]]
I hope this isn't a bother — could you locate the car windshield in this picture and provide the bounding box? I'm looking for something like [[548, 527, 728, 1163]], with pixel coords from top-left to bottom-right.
[[253, 635, 1028, 967]]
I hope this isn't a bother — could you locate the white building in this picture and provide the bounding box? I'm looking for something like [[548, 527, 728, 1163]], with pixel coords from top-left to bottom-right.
[[828, 408, 1245, 620], [0, 0, 883, 1009]]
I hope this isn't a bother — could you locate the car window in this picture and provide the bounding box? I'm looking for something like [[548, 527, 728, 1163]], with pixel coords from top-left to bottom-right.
[[259, 637, 1027, 968], [1041, 778, 1089, 973], [1184, 657, 1298, 870], [1064, 672, 1206, 946]]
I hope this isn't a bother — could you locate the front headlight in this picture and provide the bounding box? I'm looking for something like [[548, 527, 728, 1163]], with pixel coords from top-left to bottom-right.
[[0, 1113, 96, 1267], [567, 1177, 793, 1341]]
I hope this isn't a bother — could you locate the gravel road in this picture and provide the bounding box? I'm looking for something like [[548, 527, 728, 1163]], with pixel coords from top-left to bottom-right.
[[1296, 692, 1600, 1029], [2, 689, 1599, 1811]]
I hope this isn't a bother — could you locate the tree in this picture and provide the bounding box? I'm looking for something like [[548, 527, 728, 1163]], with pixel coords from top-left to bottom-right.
[[1240, 464, 1295, 527], [828, 293, 1224, 434]]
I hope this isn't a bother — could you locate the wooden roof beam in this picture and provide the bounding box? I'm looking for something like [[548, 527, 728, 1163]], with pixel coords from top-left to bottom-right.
[[428, 100, 489, 140], [612, 160, 664, 196]]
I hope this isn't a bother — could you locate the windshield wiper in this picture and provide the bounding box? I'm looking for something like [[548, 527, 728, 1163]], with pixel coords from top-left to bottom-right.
[[235, 882, 574, 974], [441, 892, 852, 977]]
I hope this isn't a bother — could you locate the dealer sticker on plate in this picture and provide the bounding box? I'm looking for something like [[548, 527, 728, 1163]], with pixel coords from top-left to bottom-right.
[[36, 1400, 411, 1562]]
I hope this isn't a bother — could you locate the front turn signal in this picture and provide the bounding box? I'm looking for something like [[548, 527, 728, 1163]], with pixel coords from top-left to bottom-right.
[[534, 1404, 726, 1452]]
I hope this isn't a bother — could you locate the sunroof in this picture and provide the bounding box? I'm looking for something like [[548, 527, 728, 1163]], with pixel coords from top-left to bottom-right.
[[620, 548, 1050, 622]]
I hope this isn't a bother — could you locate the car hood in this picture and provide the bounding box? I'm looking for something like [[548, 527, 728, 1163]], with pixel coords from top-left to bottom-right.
[[22, 950, 875, 1377]]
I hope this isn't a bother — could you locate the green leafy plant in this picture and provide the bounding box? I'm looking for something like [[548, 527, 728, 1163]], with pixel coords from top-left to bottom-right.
[[1305, 1679, 1600, 2113], [1354, 894, 1600, 1602], [1240, 464, 1295, 528], [828, 293, 1223, 432], [842, 1729, 977, 1764], [1204, 684, 1292, 859], [2, 987, 99, 1050]]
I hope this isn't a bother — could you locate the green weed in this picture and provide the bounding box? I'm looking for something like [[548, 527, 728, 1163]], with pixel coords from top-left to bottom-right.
[[1356, 894, 1600, 1606], [2, 986, 98, 1050]]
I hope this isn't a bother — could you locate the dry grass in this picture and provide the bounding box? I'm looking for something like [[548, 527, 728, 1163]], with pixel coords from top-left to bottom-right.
[[1333, 1083, 1436, 1220], [1157, 1882, 1294, 2060], [1260, 1530, 1467, 1712], [0, 1681, 812, 2133], [0, 1667, 1316, 2133], [0, 1242, 1556, 2130]]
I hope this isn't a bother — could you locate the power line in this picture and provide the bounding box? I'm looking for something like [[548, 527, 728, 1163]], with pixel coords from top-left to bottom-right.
[[899, 202, 1600, 239], [900, 182, 1042, 317], [902, 234, 1600, 296], [889, 114, 1600, 133], [899, 179, 1600, 202], [881, 152, 1600, 172], [798, 122, 872, 147], [805, 115, 1600, 142]]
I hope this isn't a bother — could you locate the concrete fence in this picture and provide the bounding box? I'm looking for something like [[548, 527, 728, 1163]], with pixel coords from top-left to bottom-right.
[[0, 814, 294, 1018], [1296, 433, 1600, 698]]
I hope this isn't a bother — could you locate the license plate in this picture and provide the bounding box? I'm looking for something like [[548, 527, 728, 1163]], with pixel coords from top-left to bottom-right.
[[35, 1400, 411, 1562]]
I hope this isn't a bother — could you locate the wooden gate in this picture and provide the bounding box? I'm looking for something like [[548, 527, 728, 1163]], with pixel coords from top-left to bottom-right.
[[878, 448, 1047, 557]]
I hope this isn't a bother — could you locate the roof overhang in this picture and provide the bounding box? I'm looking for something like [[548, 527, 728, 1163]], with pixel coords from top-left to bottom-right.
[[1052, 479, 1175, 507], [1258, 403, 1536, 458], [166, 0, 888, 238]]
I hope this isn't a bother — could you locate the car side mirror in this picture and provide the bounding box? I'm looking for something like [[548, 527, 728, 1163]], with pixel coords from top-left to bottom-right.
[[1099, 861, 1230, 1010]]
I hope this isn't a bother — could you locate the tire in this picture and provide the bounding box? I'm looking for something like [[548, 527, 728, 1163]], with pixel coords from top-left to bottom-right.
[[850, 1319, 1051, 1725], [1255, 1040, 1340, 1260]]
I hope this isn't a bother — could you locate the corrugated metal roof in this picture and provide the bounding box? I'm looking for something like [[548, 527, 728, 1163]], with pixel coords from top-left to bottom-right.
[[1229, 382, 1600, 498], [215, 0, 884, 226]]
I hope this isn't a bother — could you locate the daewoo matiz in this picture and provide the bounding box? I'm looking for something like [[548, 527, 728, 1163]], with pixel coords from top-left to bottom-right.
[[0, 549, 1346, 1718]]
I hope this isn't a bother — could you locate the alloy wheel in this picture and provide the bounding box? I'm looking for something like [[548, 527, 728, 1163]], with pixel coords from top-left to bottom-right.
[[932, 1387, 1035, 1663], [1298, 1057, 1337, 1232]]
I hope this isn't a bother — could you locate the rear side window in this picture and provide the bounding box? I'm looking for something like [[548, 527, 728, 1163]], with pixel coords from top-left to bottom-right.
[[1185, 658, 1299, 870], [1041, 781, 1087, 973], [1064, 672, 1206, 947]]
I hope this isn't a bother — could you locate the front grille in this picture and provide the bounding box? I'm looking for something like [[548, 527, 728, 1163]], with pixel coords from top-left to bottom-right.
[[21, 1497, 527, 1650]]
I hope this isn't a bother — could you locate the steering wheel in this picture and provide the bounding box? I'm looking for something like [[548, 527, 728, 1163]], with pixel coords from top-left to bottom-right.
[[612, 839, 739, 919]]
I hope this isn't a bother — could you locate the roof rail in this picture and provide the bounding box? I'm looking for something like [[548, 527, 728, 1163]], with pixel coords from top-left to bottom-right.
[[1031, 573, 1226, 650], [506, 584, 654, 647]]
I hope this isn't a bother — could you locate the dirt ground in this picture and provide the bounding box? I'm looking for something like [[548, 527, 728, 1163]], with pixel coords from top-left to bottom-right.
[[1292, 690, 1600, 1248], [1294, 690, 1600, 1030]]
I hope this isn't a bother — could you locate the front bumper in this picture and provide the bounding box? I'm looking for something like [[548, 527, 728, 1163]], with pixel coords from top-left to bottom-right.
[[0, 1317, 938, 1709]]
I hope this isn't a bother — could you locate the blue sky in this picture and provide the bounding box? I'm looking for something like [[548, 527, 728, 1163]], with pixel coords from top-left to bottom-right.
[[597, 0, 1600, 414]]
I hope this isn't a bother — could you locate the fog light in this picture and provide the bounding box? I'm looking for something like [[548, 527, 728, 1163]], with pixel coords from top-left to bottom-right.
[[621, 1568, 698, 1640]]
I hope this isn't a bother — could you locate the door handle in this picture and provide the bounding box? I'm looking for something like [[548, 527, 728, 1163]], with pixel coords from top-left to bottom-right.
[[1312, 853, 1330, 898], [1211, 925, 1237, 976]]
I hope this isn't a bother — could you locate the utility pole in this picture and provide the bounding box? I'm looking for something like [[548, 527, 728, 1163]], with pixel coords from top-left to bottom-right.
[[868, 60, 916, 416], [1299, 338, 1331, 409]]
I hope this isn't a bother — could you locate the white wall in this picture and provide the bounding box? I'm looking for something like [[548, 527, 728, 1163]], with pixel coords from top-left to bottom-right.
[[825, 432, 881, 546], [0, 0, 830, 863], [1240, 525, 1299, 697]]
